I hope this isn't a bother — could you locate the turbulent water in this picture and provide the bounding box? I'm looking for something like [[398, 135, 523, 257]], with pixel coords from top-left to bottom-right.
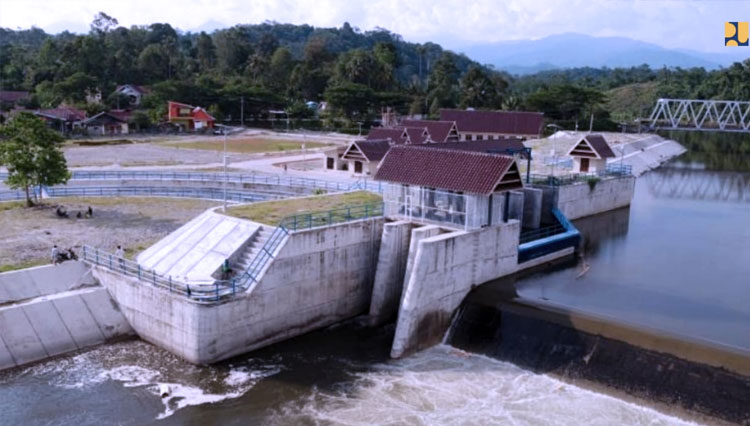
[[0, 338, 698, 426], [2, 135, 746, 425]]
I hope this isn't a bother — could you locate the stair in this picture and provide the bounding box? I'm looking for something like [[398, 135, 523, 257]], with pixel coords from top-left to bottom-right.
[[232, 226, 275, 277]]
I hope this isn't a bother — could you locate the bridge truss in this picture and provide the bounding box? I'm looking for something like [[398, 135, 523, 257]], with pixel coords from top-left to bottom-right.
[[648, 98, 750, 133]]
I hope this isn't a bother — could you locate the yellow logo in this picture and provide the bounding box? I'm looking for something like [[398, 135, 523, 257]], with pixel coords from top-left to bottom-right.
[[725, 22, 749, 46]]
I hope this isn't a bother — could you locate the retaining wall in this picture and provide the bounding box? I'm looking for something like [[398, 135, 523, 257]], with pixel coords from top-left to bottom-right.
[[0, 263, 133, 371], [94, 217, 385, 364], [555, 176, 636, 220]]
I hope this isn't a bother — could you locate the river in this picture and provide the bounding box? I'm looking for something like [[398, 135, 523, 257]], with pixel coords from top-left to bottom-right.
[[1, 134, 747, 425]]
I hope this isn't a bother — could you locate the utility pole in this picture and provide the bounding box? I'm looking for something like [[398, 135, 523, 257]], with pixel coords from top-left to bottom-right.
[[240, 96, 244, 127], [222, 128, 228, 212]]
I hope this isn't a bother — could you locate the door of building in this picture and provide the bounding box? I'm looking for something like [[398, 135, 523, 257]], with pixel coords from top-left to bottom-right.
[[354, 161, 363, 174], [580, 158, 589, 172]]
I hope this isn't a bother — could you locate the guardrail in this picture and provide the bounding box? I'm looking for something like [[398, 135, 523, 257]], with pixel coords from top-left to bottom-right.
[[45, 186, 271, 203], [527, 164, 632, 187], [0, 170, 384, 194], [81, 245, 238, 302], [518, 208, 580, 263], [280, 202, 384, 231], [82, 202, 385, 302]]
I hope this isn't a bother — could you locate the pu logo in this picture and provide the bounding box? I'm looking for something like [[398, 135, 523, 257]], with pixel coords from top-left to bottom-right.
[[725, 22, 749, 46]]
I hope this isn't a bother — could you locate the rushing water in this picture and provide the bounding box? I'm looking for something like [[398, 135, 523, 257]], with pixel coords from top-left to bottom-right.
[[1, 136, 746, 425]]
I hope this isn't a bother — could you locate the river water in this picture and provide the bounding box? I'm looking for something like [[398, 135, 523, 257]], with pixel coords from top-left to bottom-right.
[[1, 136, 747, 425]]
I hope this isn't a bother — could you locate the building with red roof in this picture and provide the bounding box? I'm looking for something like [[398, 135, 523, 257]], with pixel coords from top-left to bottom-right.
[[375, 145, 524, 229], [566, 134, 616, 173], [168, 101, 215, 131], [440, 109, 544, 140]]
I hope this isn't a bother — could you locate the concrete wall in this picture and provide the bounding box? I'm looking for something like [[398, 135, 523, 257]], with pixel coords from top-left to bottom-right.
[[391, 221, 521, 358], [0, 263, 133, 371], [95, 217, 385, 364], [556, 176, 635, 220], [522, 187, 543, 229], [368, 220, 413, 326]]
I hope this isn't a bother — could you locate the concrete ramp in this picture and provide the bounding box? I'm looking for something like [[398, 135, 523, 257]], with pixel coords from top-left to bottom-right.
[[137, 210, 259, 284], [0, 261, 97, 305], [0, 263, 134, 371]]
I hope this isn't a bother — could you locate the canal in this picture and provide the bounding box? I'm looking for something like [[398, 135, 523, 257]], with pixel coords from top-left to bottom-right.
[[0, 134, 747, 425]]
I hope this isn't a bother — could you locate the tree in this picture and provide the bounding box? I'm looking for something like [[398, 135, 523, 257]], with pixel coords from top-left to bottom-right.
[[459, 66, 503, 109], [0, 113, 69, 206]]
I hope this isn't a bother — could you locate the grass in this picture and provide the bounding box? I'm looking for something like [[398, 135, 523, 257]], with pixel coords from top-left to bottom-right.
[[0, 259, 48, 273], [167, 137, 329, 154], [224, 191, 383, 225]]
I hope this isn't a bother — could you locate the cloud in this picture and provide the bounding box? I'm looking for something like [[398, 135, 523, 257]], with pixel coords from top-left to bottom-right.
[[1, 0, 749, 53]]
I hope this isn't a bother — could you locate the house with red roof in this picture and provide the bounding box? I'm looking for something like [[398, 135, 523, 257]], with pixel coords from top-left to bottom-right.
[[375, 145, 524, 229], [440, 109, 544, 140], [168, 101, 215, 131], [566, 134, 616, 173], [340, 139, 393, 175]]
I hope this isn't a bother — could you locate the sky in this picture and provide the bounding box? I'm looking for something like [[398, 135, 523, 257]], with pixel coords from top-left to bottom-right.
[[1, 0, 749, 53]]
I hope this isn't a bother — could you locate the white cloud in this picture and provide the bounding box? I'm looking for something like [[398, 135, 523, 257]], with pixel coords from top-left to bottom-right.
[[1, 0, 748, 53]]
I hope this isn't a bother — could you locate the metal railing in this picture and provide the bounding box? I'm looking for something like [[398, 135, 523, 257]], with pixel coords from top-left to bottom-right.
[[81, 245, 239, 302], [527, 164, 632, 187], [44, 186, 271, 203], [279, 202, 384, 231], [81, 202, 385, 302], [0, 170, 384, 194], [518, 208, 580, 263]]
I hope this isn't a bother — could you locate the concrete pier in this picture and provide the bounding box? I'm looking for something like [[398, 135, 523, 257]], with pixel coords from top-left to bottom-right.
[[368, 220, 413, 326]]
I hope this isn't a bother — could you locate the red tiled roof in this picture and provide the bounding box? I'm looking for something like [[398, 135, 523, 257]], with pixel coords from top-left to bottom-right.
[[374, 145, 521, 194], [421, 138, 529, 158], [583, 134, 616, 158], [345, 139, 393, 162], [440, 109, 544, 136], [0, 91, 29, 103], [400, 120, 458, 142], [108, 109, 133, 122], [399, 127, 430, 144], [367, 127, 406, 143]]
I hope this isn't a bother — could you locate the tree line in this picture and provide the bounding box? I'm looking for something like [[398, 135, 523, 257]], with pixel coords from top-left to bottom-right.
[[2, 13, 750, 132]]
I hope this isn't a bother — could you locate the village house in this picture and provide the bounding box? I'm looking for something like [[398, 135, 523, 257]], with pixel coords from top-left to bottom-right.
[[114, 85, 151, 106], [440, 109, 544, 140], [80, 111, 130, 136], [0, 90, 30, 107], [167, 101, 215, 131], [34, 105, 87, 133], [339, 139, 392, 175], [566, 134, 616, 173], [366, 126, 431, 144], [375, 145, 524, 230]]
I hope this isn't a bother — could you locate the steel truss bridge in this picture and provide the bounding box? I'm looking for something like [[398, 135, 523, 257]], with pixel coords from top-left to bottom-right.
[[648, 98, 750, 133], [646, 167, 749, 202]]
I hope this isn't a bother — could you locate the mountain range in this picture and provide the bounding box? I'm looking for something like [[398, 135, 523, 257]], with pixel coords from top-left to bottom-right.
[[456, 33, 750, 75]]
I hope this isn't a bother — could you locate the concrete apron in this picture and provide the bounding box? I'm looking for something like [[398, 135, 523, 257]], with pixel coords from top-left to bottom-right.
[[0, 262, 134, 371]]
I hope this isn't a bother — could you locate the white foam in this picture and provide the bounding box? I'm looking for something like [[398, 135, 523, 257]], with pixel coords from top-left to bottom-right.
[[271, 345, 701, 426]]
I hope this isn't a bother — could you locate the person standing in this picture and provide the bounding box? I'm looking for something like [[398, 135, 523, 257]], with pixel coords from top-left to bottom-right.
[[51, 245, 59, 265], [115, 245, 125, 270]]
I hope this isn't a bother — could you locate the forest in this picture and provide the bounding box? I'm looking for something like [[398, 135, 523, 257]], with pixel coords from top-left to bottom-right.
[[2, 13, 750, 132]]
